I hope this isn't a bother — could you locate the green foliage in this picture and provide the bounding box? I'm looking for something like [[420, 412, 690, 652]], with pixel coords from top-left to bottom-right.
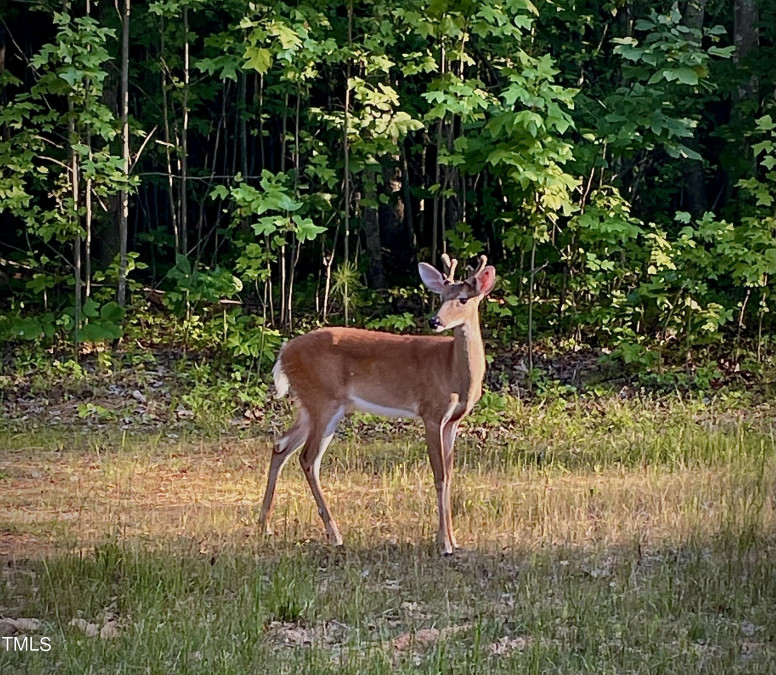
[[77, 402, 116, 421], [0, 299, 124, 345], [0, 312, 58, 342], [468, 388, 509, 427], [76, 299, 125, 342], [1, 0, 775, 376], [0, 11, 136, 346], [177, 358, 271, 430], [212, 171, 326, 244], [224, 313, 282, 364], [738, 114, 776, 253], [365, 312, 416, 332], [0, 12, 132, 232], [164, 255, 243, 312], [603, 8, 733, 160], [331, 261, 365, 320], [95, 253, 149, 300]]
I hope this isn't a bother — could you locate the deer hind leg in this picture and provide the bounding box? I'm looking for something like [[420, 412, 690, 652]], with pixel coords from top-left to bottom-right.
[[442, 420, 460, 550], [299, 404, 346, 545], [258, 409, 310, 536], [424, 420, 454, 555]]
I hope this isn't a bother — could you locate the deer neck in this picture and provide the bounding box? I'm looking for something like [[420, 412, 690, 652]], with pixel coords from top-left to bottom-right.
[[452, 313, 486, 405]]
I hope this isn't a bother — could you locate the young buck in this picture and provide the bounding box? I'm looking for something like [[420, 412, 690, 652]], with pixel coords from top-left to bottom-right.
[[258, 255, 497, 554]]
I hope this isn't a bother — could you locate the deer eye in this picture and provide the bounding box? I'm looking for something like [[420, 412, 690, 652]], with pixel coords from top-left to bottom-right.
[[458, 298, 468, 305]]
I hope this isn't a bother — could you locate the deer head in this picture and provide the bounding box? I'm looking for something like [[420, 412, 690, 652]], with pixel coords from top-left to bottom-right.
[[418, 254, 497, 332]]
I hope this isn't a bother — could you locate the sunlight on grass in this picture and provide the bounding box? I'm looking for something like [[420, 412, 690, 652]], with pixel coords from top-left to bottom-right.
[[0, 398, 774, 673]]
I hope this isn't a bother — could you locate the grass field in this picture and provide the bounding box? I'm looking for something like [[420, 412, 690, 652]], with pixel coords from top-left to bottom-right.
[[0, 397, 774, 673]]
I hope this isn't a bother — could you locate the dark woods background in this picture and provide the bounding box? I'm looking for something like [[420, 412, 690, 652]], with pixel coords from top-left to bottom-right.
[[0, 0, 774, 376]]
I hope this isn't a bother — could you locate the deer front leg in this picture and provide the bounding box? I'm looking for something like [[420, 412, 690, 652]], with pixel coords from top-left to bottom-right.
[[442, 420, 460, 551], [424, 420, 454, 555]]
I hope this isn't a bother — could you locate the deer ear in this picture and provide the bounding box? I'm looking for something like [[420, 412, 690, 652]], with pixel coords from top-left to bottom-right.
[[418, 262, 447, 294], [475, 266, 496, 296]]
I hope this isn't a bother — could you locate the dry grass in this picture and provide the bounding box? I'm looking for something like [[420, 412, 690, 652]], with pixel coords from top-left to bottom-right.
[[0, 398, 774, 673], [0, 437, 772, 557]]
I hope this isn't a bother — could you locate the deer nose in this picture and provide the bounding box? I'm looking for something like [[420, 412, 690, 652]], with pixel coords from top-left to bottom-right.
[[429, 316, 442, 330]]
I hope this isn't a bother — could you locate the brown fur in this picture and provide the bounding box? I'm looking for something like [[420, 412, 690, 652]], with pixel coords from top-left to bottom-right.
[[279, 328, 471, 419], [258, 258, 497, 554]]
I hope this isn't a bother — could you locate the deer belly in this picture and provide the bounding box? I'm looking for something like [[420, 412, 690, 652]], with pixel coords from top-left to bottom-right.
[[347, 395, 419, 419]]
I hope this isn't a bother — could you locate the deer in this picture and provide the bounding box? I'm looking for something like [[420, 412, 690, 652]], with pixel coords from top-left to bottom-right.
[[257, 254, 497, 555]]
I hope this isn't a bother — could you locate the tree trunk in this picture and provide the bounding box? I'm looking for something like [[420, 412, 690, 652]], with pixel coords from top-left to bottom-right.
[[69, 100, 81, 355], [85, 131, 93, 297], [279, 92, 289, 326], [180, 6, 190, 258], [717, 0, 761, 207], [0, 25, 5, 105], [342, 0, 353, 324], [84, 0, 93, 297], [117, 0, 130, 307], [431, 44, 446, 267], [239, 72, 249, 180], [734, 0, 759, 89], [400, 140, 415, 252], [362, 170, 386, 288], [527, 234, 536, 380], [443, 117, 460, 248], [379, 159, 409, 276], [681, 0, 708, 218], [160, 20, 179, 257], [257, 74, 265, 171], [431, 119, 443, 267], [286, 85, 303, 329]]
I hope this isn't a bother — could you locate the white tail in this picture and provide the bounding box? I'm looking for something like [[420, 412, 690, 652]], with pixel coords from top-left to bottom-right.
[[258, 255, 497, 555], [272, 351, 290, 399]]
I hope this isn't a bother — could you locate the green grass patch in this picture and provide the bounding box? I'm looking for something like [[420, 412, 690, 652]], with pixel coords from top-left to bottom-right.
[[0, 396, 774, 672]]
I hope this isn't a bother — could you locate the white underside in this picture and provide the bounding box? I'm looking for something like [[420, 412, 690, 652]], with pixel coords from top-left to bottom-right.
[[325, 406, 346, 437], [347, 395, 418, 419]]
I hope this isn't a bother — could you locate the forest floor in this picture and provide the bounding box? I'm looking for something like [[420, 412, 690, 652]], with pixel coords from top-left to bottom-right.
[[0, 369, 775, 673]]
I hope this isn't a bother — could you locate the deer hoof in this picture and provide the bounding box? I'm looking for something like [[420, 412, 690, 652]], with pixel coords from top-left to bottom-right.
[[327, 529, 344, 546], [440, 542, 456, 557]]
